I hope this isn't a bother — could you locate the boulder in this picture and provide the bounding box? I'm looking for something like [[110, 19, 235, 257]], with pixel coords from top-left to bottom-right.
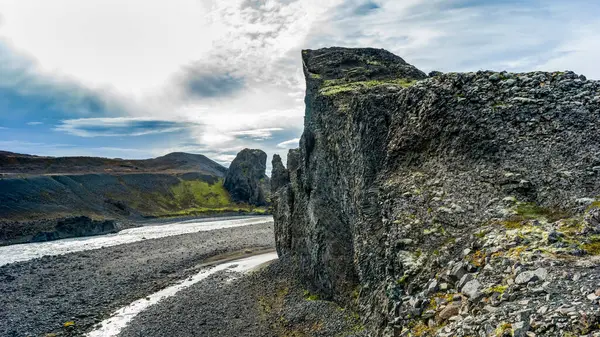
[[224, 149, 269, 206]]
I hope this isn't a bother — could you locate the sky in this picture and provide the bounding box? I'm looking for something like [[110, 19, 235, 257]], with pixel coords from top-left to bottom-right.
[[0, 0, 599, 168]]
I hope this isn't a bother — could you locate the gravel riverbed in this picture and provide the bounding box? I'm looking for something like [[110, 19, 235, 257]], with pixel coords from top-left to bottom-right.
[[0, 221, 274, 337], [119, 257, 368, 337]]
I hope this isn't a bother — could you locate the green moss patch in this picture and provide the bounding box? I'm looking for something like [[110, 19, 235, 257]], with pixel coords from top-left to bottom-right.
[[319, 78, 418, 96]]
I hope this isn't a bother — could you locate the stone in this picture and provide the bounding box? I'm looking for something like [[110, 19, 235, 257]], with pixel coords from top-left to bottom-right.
[[515, 268, 547, 285], [513, 321, 530, 337], [461, 279, 483, 301], [438, 303, 460, 320], [537, 306, 549, 314], [224, 149, 269, 206], [270, 154, 289, 193], [489, 73, 501, 81], [547, 230, 562, 244], [450, 263, 468, 282], [457, 273, 474, 290], [426, 280, 439, 295]]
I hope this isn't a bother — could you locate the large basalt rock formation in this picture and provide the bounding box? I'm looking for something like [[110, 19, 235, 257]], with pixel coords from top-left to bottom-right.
[[224, 149, 269, 206], [272, 47, 600, 336]]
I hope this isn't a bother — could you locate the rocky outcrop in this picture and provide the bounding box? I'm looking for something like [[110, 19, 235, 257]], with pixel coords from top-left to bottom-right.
[[272, 47, 600, 336], [224, 149, 269, 206], [30, 216, 120, 243]]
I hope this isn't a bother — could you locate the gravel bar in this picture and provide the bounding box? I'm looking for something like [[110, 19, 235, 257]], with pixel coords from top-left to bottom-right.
[[0, 221, 274, 337]]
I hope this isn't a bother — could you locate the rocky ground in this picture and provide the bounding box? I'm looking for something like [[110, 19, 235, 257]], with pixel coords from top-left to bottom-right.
[[0, 221, 274, 337], [390, 202, 600, 337], [119, 257, 367, 337]]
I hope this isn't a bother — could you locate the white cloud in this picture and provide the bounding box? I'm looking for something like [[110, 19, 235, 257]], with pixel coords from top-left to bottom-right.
[[1, 0, 599, 168], [26, 121, 43, 125], [55, 117, 197, 137], [0, 0, 215, 96], [231, 128, 284, 140], [277, 138, 300, 149]]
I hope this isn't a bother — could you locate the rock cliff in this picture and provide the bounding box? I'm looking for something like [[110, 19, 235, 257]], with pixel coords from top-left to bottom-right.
[[30, 216, 120, 243], [272, 47, 600, 336], [224, 149, 270, 206]]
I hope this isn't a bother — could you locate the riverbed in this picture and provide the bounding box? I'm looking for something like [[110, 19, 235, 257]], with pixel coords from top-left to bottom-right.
[[0, 218, 275, 336], [0, 215, 272, 266]]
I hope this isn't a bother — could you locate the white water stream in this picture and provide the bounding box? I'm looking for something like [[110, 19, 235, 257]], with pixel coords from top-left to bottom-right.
[[0, 216, 273, 266], [86, 252, 278, 337]]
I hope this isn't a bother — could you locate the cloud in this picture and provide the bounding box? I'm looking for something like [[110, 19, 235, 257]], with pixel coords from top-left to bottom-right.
[[309, 0, 600, 78], [178, 63, 246, 99], [230, 128, 284, 140], [1, 0, 599, 168], [277, 138, 300, 149], [55, 117, 198, 137], [0, 39, 137, 124], [0, 140, 74, 149], [26, 121, 43, 125]]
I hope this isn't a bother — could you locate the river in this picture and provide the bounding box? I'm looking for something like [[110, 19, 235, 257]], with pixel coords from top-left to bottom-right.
[[0, 215, 273, 266]]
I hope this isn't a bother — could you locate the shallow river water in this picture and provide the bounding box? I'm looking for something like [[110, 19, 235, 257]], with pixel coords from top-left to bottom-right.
[[0, 216, 273, 266], [86, 252, 278, 337]]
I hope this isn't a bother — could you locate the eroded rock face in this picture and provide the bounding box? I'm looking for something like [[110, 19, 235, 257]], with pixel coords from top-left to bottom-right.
[[224, 149, 269, 206], [272, 47, 600, 336], [30, 216, 120, 243]]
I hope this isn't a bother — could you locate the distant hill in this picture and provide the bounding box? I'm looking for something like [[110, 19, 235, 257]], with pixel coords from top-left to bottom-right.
[[0, 151, 227, 176], [0, 150, 268, 245]]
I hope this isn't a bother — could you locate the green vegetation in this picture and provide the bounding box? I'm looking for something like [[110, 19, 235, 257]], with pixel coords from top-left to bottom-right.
[[303, 289, 320, 301], [583, 238, 600, 255], [319, 78, 418, 96], [396, 274, 409, 285], [587, 199, 600, 211], [495, 322, 512, 336], [171, 179, 231, 208], [485, 285, 508, 295], [107, 177, 267, 218], [514, 202, 570, 222], [499, 202, 571, 229]]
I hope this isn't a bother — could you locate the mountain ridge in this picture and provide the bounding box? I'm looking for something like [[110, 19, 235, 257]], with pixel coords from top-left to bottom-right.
[[0, 151, 227, 176]]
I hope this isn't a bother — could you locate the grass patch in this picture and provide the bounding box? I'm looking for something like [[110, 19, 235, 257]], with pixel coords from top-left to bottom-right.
[[468, 250, 486, 267], [583, 239, 600, 255], [514, 202, 570, 222], [303, 290, 320, 301], [485, 285, 508, 295], [495, 322, 512, 336], [171, 179, 231, 208], [500, 202, 571, 229]]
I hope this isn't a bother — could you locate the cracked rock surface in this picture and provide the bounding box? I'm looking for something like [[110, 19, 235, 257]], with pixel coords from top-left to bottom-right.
[[272, 47, 600, 336]]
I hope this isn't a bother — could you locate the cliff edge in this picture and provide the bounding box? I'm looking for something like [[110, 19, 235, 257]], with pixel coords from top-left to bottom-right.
[[272, 47, 600, 336]]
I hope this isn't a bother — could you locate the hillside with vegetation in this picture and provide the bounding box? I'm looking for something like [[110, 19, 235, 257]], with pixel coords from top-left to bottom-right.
[[0, 150, 269, 245]]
